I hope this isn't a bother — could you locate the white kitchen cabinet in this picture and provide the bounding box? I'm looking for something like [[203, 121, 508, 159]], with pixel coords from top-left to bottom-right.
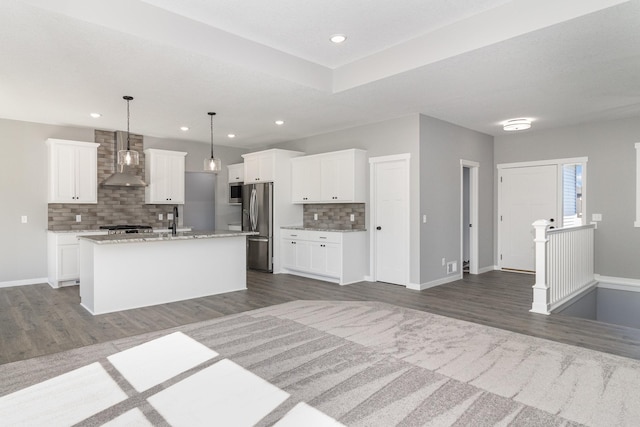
[[144, 149, 187, 204], [47, 231, 107, 288], [46, 139, 100, 204], [227, 163, 244, 183], [291, 156, 321, 202], [242, 151, 276, 182], [291, 149, 367, 204], [280, 228, 367, 285]]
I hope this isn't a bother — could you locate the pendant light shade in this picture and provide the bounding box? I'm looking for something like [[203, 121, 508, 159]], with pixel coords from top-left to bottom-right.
[[204, 112, 221, 173], [117, 96, 140, 166]]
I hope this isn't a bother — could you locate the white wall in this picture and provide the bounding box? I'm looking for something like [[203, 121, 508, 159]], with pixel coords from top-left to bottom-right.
[[494, 115, 640, 279], [0, 118, 247, 286]]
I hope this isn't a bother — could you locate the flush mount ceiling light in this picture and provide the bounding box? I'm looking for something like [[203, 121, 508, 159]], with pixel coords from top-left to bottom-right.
[[227, 133, 236, 139], [275, 120, 285, 126], [117, 96, 140, 166], [330, 34, 347, 44], [503, 118, 532, 131], [90, 112, 101, 118], [204, 112, 221, 173], [180, 126, 189, 131]]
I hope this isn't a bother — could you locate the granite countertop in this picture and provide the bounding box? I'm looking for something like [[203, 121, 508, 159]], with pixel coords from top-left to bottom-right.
[[48, 227, 192, 234], [281, 226, 366, 233], [78, 230, 257, 245]]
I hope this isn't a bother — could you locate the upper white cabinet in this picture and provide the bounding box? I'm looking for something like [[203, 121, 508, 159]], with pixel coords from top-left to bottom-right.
[[291, 149, 367, 203], [46, 139, 100, 204], [242, 149, 304, 183], [227, 163, 244, 183], [144, 148, 187, 204]]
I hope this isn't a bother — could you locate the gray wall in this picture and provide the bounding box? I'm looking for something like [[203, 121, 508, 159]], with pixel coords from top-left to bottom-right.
[[419, 115, 494, 284], [273, 114, 494, 286], [494, 116, 640, 279], [272, 115, 422, 284], [0, 118, 247, 285], [0, 118, 94, 283]]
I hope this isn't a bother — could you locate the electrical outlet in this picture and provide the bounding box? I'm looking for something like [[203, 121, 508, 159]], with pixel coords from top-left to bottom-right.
[[314, 213, 318, 221], [159, 214, 163, 220], [75, 215, 81, 222], [350, 214, 355, 222], [423, 214, 427, 223], [592, 213, 602, 221], [441, 258, 445, 266], [168, 213, 174, 220], [21, 215, 27, 224]]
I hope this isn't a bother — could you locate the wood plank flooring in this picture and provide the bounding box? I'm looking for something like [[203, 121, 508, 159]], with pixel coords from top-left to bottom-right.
[[2, 270, 640, 365]]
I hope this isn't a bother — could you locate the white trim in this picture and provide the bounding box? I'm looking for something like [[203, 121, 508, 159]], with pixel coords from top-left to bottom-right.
[[369, 153, 411, 285], [478, 265, 498, 274], [635, 143, 640, 227], [0, 277, 48, 288], [497, 156, 588, 170], [460, 160, 479, 275], [368, 153, 411, 164], [595, 274, 640, 292], [408, 273, 463, 291]]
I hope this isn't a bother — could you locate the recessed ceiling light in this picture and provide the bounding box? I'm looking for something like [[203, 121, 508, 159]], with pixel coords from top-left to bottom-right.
[[90, 113, 101, 118], [227, 133, 236, 139], [180, 126, 189, 131], [275, 120, 285, 126], [330, 34, 347, 44], [503, 118, 532, 131]]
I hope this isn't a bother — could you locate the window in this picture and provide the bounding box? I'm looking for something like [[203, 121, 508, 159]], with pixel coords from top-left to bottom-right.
[[563, 164, 583, 227]]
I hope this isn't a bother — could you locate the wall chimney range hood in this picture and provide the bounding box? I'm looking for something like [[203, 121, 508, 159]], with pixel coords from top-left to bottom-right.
[[101, 131, 147, 187]]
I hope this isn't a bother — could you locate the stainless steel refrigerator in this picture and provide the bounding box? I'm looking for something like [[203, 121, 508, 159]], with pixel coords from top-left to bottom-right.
[[242, 182, 273, 272]]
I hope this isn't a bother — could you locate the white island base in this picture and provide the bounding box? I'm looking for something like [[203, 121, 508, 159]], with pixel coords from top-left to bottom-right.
[[79, 233, 249, 315]]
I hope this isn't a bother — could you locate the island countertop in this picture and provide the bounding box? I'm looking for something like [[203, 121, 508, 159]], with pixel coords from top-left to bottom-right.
[[280, 226, 366, 233], [78, 230, 257, 245]]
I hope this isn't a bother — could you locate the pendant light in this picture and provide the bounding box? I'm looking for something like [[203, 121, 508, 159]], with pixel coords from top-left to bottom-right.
[[117, 96, 140, 166], [204, 112, 221, 173]]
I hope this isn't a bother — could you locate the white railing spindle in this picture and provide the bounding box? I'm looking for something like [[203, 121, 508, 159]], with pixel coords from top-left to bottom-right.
[[530, 221, 596, 315]]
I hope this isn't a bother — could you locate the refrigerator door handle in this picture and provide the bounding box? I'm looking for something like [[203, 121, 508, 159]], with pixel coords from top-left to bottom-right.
[[250, 188, 258, 231]]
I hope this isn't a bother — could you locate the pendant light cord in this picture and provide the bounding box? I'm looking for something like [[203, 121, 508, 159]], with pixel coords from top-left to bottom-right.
[[209, 112, 216, 158], [123, 96, 133, 151]]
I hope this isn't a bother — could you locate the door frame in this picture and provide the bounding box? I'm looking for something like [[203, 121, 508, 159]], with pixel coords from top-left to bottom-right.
[[460, 160, 479, 275], [497, 157, 588, 271], [369, 153, 411, 285]]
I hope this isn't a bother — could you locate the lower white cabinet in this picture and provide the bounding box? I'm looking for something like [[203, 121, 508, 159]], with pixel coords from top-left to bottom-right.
[[47, 231, 107, 288], [280, 228, 367, 285]]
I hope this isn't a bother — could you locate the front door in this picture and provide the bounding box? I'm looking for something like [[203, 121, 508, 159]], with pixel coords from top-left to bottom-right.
[[371, 156, 409, 285], [499, 164, 558, 272]]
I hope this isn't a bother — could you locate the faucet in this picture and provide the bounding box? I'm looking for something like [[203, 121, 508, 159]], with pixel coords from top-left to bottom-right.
[[169, 205, 178, 235]]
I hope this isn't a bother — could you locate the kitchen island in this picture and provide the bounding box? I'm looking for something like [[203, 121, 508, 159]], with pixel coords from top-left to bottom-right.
[[78, 230, 256, 315]]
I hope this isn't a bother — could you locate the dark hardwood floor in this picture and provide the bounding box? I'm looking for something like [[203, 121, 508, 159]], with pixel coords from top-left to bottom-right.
[[2, 270, 640, 365]]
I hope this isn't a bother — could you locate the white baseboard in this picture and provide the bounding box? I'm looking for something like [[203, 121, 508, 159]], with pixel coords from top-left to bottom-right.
[[595, 274, 640, 292], [0, 277, 48, 289], [477, 265, 498, 274], [408, 273, 462, 291]]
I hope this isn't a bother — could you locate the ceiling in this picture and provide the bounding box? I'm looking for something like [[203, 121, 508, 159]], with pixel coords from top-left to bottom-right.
[[1, 0, 639, 148]]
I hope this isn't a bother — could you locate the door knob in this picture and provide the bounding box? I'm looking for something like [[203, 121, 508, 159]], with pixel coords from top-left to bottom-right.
[[549, 218, 555, 222], [376, 226, 382, 230]]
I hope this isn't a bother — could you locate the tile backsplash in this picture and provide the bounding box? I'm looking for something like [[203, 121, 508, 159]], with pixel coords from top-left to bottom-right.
[[303, 203, 365, 230], [47, 130, 174, 230]]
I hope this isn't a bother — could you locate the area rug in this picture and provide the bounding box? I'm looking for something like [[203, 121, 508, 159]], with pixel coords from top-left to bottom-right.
[[1, 300, 639, 426]]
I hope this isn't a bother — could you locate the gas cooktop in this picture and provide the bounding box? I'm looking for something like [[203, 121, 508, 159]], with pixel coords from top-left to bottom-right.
[[99, 225, 153, 234]]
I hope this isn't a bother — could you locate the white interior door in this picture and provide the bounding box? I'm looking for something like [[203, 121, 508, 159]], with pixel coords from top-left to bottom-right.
[[500, 164, 558, 272], [371, 156, 409, 285]]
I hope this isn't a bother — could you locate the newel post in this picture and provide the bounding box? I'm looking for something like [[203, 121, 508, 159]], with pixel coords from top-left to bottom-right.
[[530, 219, 551, 315]]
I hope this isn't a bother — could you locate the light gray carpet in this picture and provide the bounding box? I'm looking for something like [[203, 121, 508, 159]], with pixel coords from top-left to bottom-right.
[[2, 300, 639, 426]]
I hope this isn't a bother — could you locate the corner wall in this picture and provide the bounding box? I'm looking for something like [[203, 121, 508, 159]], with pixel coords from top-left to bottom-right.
[[419, 115, 494, 285]]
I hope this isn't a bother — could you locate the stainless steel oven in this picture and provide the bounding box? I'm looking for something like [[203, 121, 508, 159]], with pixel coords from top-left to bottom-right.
[[229, 182, 243, 204]]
